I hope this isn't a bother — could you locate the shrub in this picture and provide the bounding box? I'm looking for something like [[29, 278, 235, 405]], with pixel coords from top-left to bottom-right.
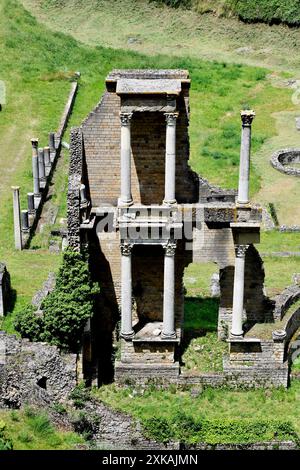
[[14, 249, 99, 353], [41, 249, 99, 352], [143, 412, 298, 444], [0, 421, 13, 450], [14, 305, 43, 342]]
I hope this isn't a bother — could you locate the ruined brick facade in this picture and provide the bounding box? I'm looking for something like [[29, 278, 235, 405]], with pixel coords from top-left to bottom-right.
[[67, 69, 291, 387]]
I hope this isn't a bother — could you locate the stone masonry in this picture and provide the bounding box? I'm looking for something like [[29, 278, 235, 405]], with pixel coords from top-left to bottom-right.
[[67, 69, 293, 388]]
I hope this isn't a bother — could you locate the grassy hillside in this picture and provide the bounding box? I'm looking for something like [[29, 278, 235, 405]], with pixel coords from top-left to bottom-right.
[[154, 0, 300, 26], [0, 407, 83, 450], [21, 0, 300, 73]]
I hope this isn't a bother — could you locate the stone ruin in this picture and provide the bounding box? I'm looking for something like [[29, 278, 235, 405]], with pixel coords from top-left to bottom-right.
[[0, 262, 11, 317], [66, 69, 300, 388]]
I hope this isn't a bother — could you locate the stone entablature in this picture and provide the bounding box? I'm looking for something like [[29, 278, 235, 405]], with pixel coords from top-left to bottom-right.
[[270, 148, 300, 177]]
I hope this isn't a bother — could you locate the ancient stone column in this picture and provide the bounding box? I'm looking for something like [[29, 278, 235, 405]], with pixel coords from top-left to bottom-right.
[[21, 209, 29, 233], [120, 241, 134, 339], [11, 186, 22, 250], [162, 240, 177, 339], [27, 192, 35, 214], [163, 112, 178, 205], [231, 244, 249, 337], [80, 183, 87, 204], [237, 110, 255, 205], [38, 148, 46, 183], [49, 132, 56, 152], [31, 139, 40, 196], [119, 112, 133, 206], [44, 146, 51, 174]]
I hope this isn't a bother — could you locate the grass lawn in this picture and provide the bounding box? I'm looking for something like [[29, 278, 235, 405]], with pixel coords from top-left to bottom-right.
[[0, 406, 84, 450], [94, 380, 300, 443]]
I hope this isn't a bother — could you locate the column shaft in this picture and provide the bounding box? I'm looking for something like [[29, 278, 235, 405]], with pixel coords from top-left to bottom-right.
[[163, 113, 178, 205], [12, 186, 22, 251], [231, 245, 248, 337], [162, 241, 176, 339], [237, 110, 255, 205], [38, 148, 45, 181], [119, 113, 133, 206], [31, 139, 40, 196], [120, 242, 134, 339]]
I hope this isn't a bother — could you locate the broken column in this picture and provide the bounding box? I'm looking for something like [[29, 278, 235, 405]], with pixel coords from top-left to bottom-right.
[[0, 263, 11, 317], [44, 146, 51, 175], [120, 241, 134, 339], [11, 186, 22, 250], [21, 210, 30, 234], [27, 192, 35, 214], [237, 110, 255, 205], [119, 112, 133, 206], [231, 244, 249, 337], [38, 148, 46, 185], [162, 240, 177, 339], [163, 113, 178, 205], [31, 138, 40, 197]]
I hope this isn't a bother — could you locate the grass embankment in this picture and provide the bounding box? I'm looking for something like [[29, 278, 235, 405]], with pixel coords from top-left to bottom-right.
[[0, 407, 83, 450], [1, 0, 296, 332], [94, 380, 300, 444]]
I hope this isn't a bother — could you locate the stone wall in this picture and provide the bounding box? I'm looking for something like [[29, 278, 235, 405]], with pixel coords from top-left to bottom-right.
[[273, 284, 300, 321], [0, 263, 11, 316], [81, 93, 198, 207], [270, 148, 300, 177], [0, 332, 77, 408], [218, 245, 272, 338], [68, 127, 84, 250]]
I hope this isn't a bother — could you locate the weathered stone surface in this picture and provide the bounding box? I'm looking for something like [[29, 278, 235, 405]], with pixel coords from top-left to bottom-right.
[[68, 127, 83, 250], [117, 79, 182, 95], [0, 332, 76, 408], [270, 148, 300, 177], [273, 284, 300, 321], [31, 272, 56, 309], [0, 263, 11, 316]]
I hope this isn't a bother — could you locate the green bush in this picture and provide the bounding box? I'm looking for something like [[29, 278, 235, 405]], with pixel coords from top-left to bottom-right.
[[150, 0, 300, 26], [144, 412, 298, 444], [14, 249, 99, 353], [0, 420, 13, 450], [232, 0, 300, 26]]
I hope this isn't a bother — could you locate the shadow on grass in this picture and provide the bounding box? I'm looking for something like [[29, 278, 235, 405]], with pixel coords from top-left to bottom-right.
[[179, 296, 219, 362]]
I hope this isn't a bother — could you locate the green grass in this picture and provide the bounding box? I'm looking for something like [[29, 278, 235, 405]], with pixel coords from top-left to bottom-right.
[[0, 407, 84, 450], [94, 380, 300, 441]]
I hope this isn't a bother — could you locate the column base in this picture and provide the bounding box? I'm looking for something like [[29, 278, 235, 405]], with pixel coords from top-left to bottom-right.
[[230, 331, 244, 339], [118, 197, 134, 207], [236, 200, 250, 207], [161, 331, 177, 340], [120, 331, 135, 340], [163, 199, 177, 206]]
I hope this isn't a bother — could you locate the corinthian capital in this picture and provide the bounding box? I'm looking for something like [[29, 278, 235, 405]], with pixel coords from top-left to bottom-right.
[[235, 244, 249, 258], [163, 240, 177, 256], [240, 110, 255, 127], [165, 112, 178, 126], [120, 240, 133, 256], [120, 112, 133, 126]]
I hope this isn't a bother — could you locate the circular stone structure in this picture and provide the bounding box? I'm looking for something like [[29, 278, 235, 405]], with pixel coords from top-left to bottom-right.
[[270, 148, 300, 176]]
